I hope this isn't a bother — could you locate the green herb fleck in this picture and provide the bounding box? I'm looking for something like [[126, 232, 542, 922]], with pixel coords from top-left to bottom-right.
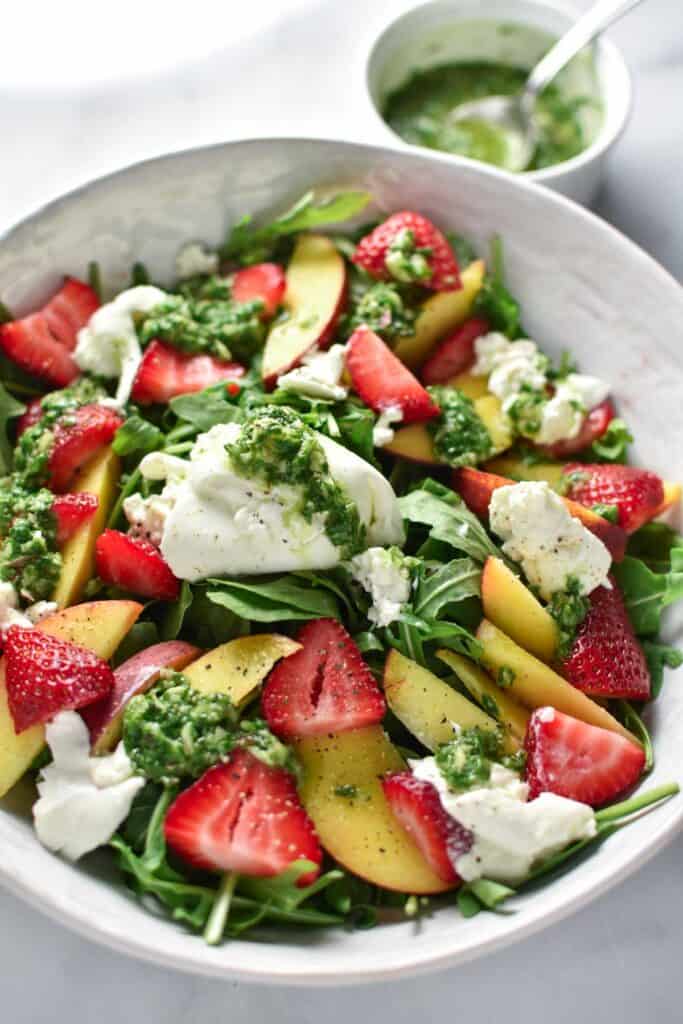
[[334, 784, 358, 799], [497, 666, 516, 688], [547, 575, 590, 660]]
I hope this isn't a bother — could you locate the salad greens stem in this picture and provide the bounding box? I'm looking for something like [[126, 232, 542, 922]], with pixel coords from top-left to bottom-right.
[[204, 871, 239, 945], [594, 782, 679, 824]]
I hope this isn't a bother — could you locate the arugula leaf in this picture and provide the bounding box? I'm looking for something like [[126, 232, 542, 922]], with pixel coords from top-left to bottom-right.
[[160, 580, 194, 640], [457, 877, 516, 917], [446, 232, 478, 267], [206, 574, 340, 623], [586, 418, 632, 463], [612, 552, 683, 635], [411, 558, 481, 619], [223, 191, 371, 263], [112, 415, 163, 456], [0, 380, 25, 474], [618, 701, 653, 771], [472, 236, 522, 338], [88, 261, 103, 301], [627, 522, 683, 573], [239, 862, 344, 911], [169, 387, 243, 432], [113, 621, 161, 666], [182, 588, 250, 648], [399, 481, 503, 564], [0, 300, 13, 324], [642, 641, 683, 699]]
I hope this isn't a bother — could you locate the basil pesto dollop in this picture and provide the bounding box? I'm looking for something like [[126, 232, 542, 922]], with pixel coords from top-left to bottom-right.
[[427, 386, 493, 467]]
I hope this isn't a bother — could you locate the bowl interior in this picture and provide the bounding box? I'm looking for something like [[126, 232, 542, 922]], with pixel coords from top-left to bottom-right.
[[0, 138, 682, 984], [365, 0, 630, 178]]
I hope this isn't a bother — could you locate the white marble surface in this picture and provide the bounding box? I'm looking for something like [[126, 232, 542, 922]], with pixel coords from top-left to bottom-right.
[[1, 0, 682, 1019]]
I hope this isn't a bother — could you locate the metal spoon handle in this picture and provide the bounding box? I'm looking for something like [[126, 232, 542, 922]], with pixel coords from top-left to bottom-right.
[[523, 0, 643, 102]]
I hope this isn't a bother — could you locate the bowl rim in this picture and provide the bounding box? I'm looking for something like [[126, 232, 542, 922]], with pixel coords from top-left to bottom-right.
[[0, 135, 681, 985], [363, 0, 634, 185]]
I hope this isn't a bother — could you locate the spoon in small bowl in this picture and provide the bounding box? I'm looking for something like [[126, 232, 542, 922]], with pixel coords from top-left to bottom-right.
[[449, 0, 644, 172]]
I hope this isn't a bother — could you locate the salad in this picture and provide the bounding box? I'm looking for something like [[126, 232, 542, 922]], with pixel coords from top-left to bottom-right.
[[0, 190, 681, 945]]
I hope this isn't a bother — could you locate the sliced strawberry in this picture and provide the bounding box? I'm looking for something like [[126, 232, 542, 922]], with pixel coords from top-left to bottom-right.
[[164, 748, 322, 884], [421, 317, 490, 385], [525, 707, 646, 806], [262, 618, 385, 739], [383, 772, 471, 884], [95, 529, 180, 601], [16, 397, 45, 437], [48, 403, 123, 492], [542, 399, 614, 459], [4, 625, 114, 733], [562, 579, 651, 700], [52, 492, 99, 545], [346, 326, 441, 424], [131, 340, 245, 405], [232, 263, 286, 319], [562, 462, 664, 535], [42, 278, 100, 351], [352, 211, 461, 291], [0, 314, 80, 387]]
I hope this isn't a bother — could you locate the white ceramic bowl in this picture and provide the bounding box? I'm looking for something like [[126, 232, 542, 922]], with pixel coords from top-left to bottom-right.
[[0, 138, 682, 985], [365, 0, 633, 205]]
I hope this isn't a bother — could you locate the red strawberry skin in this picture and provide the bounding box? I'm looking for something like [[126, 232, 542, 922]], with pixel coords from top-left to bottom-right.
[[4, 625, 114, 733], [165, 748, 322, 884], [562, 579, 651, 700], [48, 403, 123, 492], [346, 326, 441, 423], [42, 278, 100, 351], [525, 707, 645, 806], [421, 317, 490, 385], [16, 397, 45, 437], [131, 340, 245, 405], [382, 772, 471, 884], [95, 530, 180, 601], [0, 314, 80, 387], [352, 212, 461, 291], [262, 618, 386, 739], [53, 492, 99, 545], [543, 400, 614, 459], [563, 463, 664, 534], [232, 263, 286, 319]]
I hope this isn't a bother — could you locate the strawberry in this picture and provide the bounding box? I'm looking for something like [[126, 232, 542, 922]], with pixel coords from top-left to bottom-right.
[[562, 462, 665, 534], [164, 748, 322, 884], [352, 211, 461, 291], [0, 314, 80, 387], [420, 317, 490, 385], [562, 579, 651, 700], [52, 492, 99, 545], [542, 399, 614, 459], [4, 625, 114, 733], [16, 397, 45, 437], [525, 707, 646, 806], [262, 618, 385, 739], [232, 263, 286, 319], [131, 340, 245, 405], [48, 403, 123, 492], [95, 530, 180, 601], [42, 278, 100, 351], [346, 326, 441, 423], [382, 772, 471, 884]]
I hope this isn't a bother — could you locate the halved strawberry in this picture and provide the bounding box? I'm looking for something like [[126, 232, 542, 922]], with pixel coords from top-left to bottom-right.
[[16, 396, 45, 437], [562, 463, 665, 535], [352, 211, 461, 291], [52, 492, 99, 545], [42, 278, 100, 351], [0, 314, 80, 387], [542, 399, 614, 459], [421, 317, 490, 385], [232, 263, 286, 319], [562, 579, 651, 700], [48, 403, 123, 492], [95, 530, 180, 601], [131, 340, 245, 405], [382, 772, 471, 884], [525, 707, 645, 806], [346, 326, 441, 423], [164, 748, 322, 884], [262, 618, 385, 739], [4, 625, 114, 733]]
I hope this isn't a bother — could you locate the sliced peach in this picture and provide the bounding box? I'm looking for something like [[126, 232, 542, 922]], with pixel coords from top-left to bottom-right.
[[384, 395, 511, 465], [447, 370, 489, 400], [393, 260, 485, 369], [484, 453, 565, 488], [480, 556, 558, 662], [436, 648, 529, 744], [183, 633, 300, 707]]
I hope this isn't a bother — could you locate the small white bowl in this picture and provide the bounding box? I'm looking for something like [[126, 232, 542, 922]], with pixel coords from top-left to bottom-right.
[[365, 0, 633, 205], [0, 137, 681, 984]]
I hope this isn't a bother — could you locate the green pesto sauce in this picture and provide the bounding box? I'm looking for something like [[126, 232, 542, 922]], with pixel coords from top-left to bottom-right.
[[383, 62, 591, 171], [547, 574, 590, 661], [435, 727, 526, 792], [0, 485, 60, 601], [226, 406, 366, 559], [427, 386, 492, 467], [344, 276, 417, 343]]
